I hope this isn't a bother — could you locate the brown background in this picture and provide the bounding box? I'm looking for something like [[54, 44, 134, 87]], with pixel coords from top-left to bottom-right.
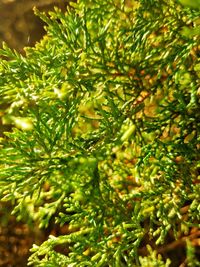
[[0, 0, 69, 52]]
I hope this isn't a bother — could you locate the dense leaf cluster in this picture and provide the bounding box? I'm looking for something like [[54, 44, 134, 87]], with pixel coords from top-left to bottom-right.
[[0, 0, 199, 266]]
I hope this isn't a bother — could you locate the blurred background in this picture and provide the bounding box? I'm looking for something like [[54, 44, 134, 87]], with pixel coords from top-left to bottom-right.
[[0, 0, 69, 52]]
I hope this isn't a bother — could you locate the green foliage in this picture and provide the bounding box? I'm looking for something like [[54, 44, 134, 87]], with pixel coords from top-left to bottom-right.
[[139, 246, 171, 267], [186, 240, 200, 267], [0, 0, 200, 266], [179, 0, 200, 9]]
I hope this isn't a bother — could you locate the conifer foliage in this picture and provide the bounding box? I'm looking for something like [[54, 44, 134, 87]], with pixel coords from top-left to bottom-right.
[[0, 0, 200, 266]]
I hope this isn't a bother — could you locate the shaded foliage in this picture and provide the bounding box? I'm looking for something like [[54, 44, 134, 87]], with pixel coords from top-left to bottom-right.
[[0, 0, 200, 266]]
